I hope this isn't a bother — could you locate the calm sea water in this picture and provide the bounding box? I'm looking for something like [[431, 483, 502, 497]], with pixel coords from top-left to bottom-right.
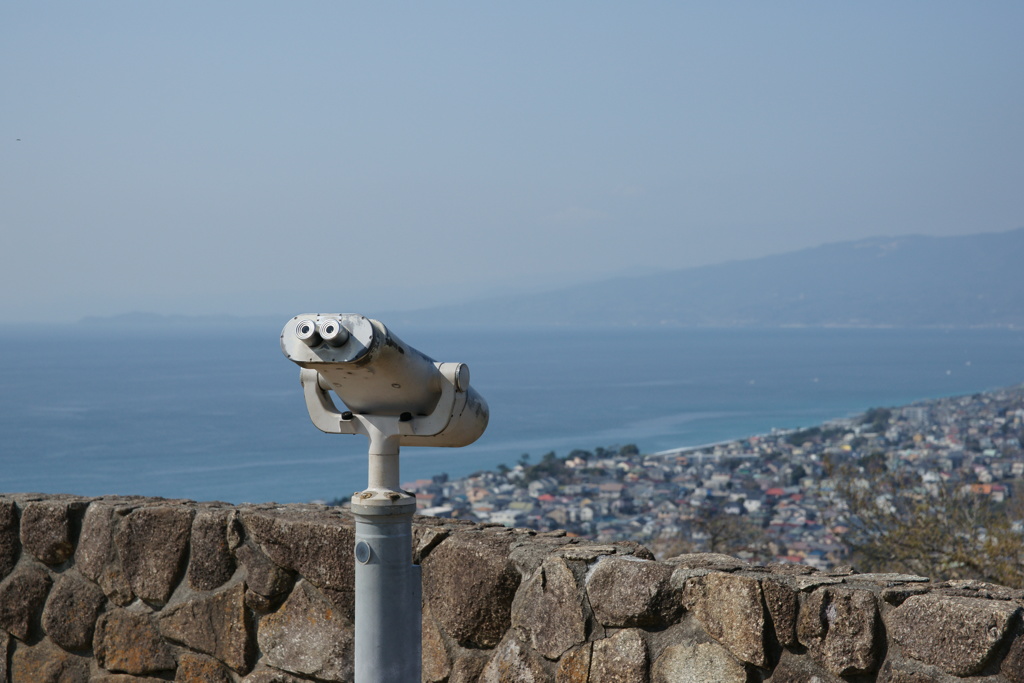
[[1, 324, 1022, 504]]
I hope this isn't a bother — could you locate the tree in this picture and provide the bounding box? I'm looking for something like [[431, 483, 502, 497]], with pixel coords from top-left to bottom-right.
[[833, 466, 1024, 588], [650, 505, 771, 561]]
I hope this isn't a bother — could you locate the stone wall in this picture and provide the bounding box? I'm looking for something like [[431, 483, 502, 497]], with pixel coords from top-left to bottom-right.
[[1, 494, 1023, 682]]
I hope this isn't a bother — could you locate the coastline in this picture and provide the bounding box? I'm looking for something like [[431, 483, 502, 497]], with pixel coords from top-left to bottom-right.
[[407, 383, 1024, 566]]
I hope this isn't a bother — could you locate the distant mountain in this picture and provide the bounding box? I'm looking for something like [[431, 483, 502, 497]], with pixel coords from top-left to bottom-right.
[[390, 228, 1024, 328]]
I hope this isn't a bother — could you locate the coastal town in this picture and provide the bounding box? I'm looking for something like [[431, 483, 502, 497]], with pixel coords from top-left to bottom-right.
[[403, 384, 1024, 569]]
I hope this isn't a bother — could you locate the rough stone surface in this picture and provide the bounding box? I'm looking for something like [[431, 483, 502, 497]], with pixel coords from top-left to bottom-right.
[[422, 530, 522, 648], [767, 649, 845, 683], [236, 543, 294, 600], [240, 507, 353, 592], [20, 500, 81, 566], [188, 508, 237, 591], [888, 593, 1020, 676], [666, 552, 750, 571], [115, 505, 193, 604], [449, 654, 489, 683], [508, 535, 577, 576], [1002, 628, 1024, 683], [0, 500, 19, 579], [257, 580, 354, 682], [682, 571, 767, 667], [92, 676, 168, 683], [94, 608, 176, 675], [556, 644, 592, 683], [75, 502, 134, 605], [41, 569, 106, 651], [240, 667, 310, 683], [652, 641, 748, 683], [0, 562, 52, 640], [422, 603, 452, 683], [512, 556, 586, 660], [0, 632, 7, 682], [590, 628, 648, 683], [10, 637, 90, 683], [797, 587, 880, 676], [176, 651, 235, 683], [412, 523, 450, 563], [876, 655, 960, 683], [762, 577, 799, 647], [587, 556, 677, 628], [160, 582, 253, 673], [479, 636, 553, 682]]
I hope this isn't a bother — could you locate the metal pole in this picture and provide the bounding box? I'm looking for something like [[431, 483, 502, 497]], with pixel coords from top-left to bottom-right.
[[351, 500, 420, 682], [351, 427, 421, 683]]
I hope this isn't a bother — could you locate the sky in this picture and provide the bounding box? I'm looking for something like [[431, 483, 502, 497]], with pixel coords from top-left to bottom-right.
[[2, 2, 1023, 323]]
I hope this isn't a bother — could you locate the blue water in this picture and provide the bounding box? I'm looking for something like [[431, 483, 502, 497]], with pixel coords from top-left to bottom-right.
[[1, 324, 1022, 504]]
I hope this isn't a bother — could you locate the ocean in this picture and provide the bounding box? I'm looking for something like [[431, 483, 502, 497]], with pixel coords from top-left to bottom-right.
[[1, 323, 1022, 504]]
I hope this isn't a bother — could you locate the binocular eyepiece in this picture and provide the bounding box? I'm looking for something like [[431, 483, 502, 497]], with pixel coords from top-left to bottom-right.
[[295, 318, 350, 347]]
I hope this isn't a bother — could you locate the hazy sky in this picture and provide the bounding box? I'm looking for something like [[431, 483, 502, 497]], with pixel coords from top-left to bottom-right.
[[3, 2, 1022, 322]]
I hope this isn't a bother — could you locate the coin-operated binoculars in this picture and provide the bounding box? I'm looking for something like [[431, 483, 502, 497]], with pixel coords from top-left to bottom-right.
[[281, 314, 488, 683]]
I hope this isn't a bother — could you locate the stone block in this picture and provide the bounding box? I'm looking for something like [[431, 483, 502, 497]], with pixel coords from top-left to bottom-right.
[[888, 593, 1020, 677], [1002, 628, 1024, 683], [257, 580, 353, 682], [449, 654, 489, 683], [10, 637, 90, 682], [797, 587, 880, 676], [240, 667, 310, 683], [0, 562, 51, 640], [590, 628, 648, 683], [114, 505, 193, 604], [422, 530, 522, 648], [75, 502, 134, 605], [20, 500, 83, 566], [512, 556, 586, 660], [652, 640, 747, 683], [175, 652, 235, 683], [766, 648, 845, 682], [586, 556, 678, 628], [412, 524, 450, 563], [479, 636, 553, 682], [876, 655, 960, 683], [94, 608, 176, 675], [160, 582, 253, 673], [41, 569, 106, 651], [682, 571, 767, 667], [556, 644, 592, 683], [236, 543, 294, 601], [762, 577, 799, 647], [0, 500, 19, 579], [422, 602, 452, 683], [188, 509, 237, 591], [665, 552, 749, 570], [240, 508, 353, 594]]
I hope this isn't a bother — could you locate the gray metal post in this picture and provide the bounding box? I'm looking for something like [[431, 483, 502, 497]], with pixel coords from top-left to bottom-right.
[[350, 429, 421, 683], [351, 500, 421, 683]]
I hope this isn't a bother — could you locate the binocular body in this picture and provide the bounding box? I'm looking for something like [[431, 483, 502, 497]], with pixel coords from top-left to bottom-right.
[[281, 313, 488, 448]]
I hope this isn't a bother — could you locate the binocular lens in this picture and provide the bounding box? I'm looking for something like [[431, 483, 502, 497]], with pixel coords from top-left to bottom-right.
[[319, 318, 350, 347], [295, 320, 321, 346]]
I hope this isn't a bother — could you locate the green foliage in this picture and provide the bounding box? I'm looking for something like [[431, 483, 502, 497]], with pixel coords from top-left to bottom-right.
[[834, 465, 1024, 588], [786, 427, 821, 446], [861, 407, 893, 432]]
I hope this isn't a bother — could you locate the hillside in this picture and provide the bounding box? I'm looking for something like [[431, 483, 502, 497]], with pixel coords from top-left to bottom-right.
[[389, 228, 1024, 328]]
